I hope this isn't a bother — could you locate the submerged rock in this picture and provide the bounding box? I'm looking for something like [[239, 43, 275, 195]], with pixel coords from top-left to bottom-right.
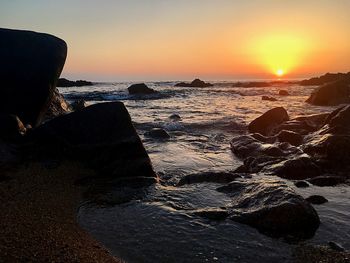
[[248, 107, 289, 136], [177, 171, 242, 186], [217, 178, 320, 238], [306, 195, 328, 205], [306, 79, 350, 106], [128, 83, 156, 94], [262, 96, 278, 101], [175, 79, 213, 87], [307, 175, 346, 187], [28, 102, 157, 183], [279, 90, 290, 96], [294, 181, 310, 188], [145, 128, 170, 139], [0, 28, 67, 127]]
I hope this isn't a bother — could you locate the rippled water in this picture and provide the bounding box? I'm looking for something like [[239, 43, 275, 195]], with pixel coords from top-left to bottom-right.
[[61, 82, 350, 262]]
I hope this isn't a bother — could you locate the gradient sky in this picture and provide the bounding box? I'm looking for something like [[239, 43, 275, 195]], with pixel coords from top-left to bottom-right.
[[1, 0, 349, 81]]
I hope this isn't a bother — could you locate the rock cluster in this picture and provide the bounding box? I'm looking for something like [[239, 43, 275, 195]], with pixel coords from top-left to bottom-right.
[[175, 79, 213, 87]]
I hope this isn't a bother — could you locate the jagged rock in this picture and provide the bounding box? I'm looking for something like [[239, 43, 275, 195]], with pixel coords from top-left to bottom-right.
[[128, 83, 156, 94], [217, 178, 320, 238], [28, 102, 157, 183], [0, 28, 67, 127], [248, 107, 289, 136], [44, 88, 70, 121]]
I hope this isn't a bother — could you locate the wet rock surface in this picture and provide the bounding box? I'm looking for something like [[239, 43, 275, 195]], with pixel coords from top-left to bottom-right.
[[306, 195, 328, 205]]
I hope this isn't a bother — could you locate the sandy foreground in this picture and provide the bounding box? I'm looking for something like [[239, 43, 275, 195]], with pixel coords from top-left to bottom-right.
[[0, 161, 122, 262]]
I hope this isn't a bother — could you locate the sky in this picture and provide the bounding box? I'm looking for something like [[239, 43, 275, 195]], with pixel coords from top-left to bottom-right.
[[1, 0, 349, 81]]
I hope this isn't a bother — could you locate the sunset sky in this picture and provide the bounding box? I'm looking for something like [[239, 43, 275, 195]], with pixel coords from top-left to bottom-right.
[[1, 0, 349, 81]]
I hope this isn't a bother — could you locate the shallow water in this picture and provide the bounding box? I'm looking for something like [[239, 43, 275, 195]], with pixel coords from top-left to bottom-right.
[[64, 82, 350, 262]]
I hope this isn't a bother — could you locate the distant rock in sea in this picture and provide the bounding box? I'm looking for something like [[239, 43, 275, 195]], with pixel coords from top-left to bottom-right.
[[306, 79, 350, 106], [278, 90, 290, 96], [175, 79, 213, 87], [128, 83, 157, 94], [57, 78, 93, 87], [0, 28, 67, 127], [262, 96, 278, 101], [233, 81, 272, 88], [300, 72, 350, 86]]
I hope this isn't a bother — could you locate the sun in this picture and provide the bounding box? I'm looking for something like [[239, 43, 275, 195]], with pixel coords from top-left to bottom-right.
[[276, 69, 284, 77]]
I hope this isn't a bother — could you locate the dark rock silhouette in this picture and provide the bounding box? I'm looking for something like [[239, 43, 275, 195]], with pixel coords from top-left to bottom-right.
[[175, 79, 213, 87], [145, 128, 170, 139], [44, 88, 71, 121], [300, 72, 350, 86], [307, 176, 346, 187], [169, 114, 181, 121], [29, 102, 157, 182], [277, 130, 303, 146], [0, 28, 67, 127], [233, 82, 272, 88], [248, 107, 289, 136], [262, 96, 278, 101], [306, 195, 328, 205], [57, 78, 93, 87], [306, 79, 350, 106], [279, 90, 289, 96], [217, 178, 320, 238], [294, 181, 310, 188], [128, 83, 156, 94]]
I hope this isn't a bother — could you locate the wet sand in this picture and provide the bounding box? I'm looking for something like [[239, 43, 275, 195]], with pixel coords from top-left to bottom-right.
[[0, 161, 122, 262]]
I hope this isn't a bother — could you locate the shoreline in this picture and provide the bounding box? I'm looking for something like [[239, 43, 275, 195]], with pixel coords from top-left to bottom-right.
[[0, 161, 122, 262]]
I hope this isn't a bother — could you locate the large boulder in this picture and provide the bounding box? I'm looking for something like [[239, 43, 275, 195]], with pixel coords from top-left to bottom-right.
[[0, 28, 67, 127], [175, 79, 213, 87], [28, 102, 157, 182], [248, 107, 289, 136], [43, 88, 70, 121], [306, 79, 350, 106], [217, 178, 320, 238], [128, 83, 156, 94]]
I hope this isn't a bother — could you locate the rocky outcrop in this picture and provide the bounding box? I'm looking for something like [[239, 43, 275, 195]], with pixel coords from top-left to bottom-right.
[[28, 102, 157, 182], [175, 79, 213, 87], [248, 107, 289, 136], [128, 83, 156, 95], [217, 178, 320, 238], [306, 79, 350, 106], [57, 78, 93, 87], [0, 28, 67, 127], [300, 72, 350, 86], [43, 88, 71, 121]]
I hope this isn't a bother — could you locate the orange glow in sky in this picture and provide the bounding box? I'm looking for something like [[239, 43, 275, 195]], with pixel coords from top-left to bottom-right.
[[1, 1, 350, 81]]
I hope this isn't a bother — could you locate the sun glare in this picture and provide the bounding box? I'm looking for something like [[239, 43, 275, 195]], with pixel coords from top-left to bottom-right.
[[276, 69, 284, 77]]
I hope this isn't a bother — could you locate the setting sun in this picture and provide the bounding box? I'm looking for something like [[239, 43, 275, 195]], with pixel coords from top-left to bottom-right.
[[276, 69, 284, 77]]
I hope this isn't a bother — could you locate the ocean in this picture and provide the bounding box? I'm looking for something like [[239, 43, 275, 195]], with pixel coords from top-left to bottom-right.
[[60, 82, 349, 262]]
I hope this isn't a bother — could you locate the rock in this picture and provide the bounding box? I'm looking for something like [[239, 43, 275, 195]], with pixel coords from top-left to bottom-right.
[[248, 107, 289, 136], [71, 99, 87, 111], [233, 82, 272, 88], [177, 171, 242, 186], [0, 28, 67, 127], [294, 181, 310, 188], [175, 79, 213, 87], [28, 102, 157, 183], [145, 128, 170, 139], [169, 114, 181, 121], [193, 208, 229, 221], [43, 88, 70, 121], [277, 130, 303, 146], [0, 114, 26, 141], [262, 96, 278, 101], [128, 83, 156, 94], [300, 72, 350, 86], [57, 78, 93, 87], [306, 79, 350, 106], [328, 242, 345, 252], [308, 175, 346, 187], [306, 195, 328, 205], [217, 178, 320, 238], [279, 90, 290, 96]]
